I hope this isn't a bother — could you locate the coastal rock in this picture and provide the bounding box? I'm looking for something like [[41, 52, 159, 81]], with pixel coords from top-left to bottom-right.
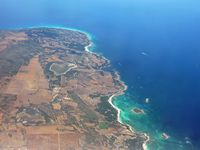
[[132, 108, 145, 114]]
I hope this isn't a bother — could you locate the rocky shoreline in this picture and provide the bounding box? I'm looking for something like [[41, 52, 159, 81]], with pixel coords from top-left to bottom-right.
[[83, 28, 149, 150]]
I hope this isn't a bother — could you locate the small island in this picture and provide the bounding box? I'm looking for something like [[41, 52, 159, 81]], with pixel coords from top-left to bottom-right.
[[162, 133, 170, 140], [132, 107, 145, 114]]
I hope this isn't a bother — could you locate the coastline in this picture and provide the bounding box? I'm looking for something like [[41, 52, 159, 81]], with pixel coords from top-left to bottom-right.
[[108, 92, 150, 150], [108, 93, 149, 150], [85, 41, 94, 53], [84, 37, 111, 64], [0, 24, 197, 150], [1, 25, 149, 149], [83, 30, 150, 150], [46, 26, 150, 150], [27, 25, 111, 64], [66, 26, 192, 150]]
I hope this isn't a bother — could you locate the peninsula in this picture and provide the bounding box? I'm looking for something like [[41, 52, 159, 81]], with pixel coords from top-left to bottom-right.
[[0, 28, 147, 149]]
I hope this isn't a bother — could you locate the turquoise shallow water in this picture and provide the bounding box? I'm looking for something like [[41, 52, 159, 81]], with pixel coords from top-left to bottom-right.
[[85, 31, 193, 149], [112, 93, 193, 150], [1, 0, 200, 149]]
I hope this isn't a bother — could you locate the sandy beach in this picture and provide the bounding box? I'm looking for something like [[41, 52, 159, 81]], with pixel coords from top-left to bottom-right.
[[83, 31, 150, 150]]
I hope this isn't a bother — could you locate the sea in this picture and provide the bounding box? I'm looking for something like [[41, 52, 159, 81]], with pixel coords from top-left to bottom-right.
[[1, 0, 200, 149]]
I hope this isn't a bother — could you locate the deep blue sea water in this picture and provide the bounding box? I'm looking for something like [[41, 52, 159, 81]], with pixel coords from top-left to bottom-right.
[[1, 0, 200, 149]]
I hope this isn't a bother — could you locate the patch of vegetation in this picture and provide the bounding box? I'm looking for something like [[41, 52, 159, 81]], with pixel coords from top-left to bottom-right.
[[26, 28, 60, 39], [99, 122, 109, 129], [43, 62, 54, 79], [85, 129, 100, 145], [109, 136, 117, 145], [89, 93, 101, 99], [68, 91, 98, 123], [64, 70, 78, 80], [0, 94, 17, 112], [125, 138, 145, 150], [0, 41, 42, 79], [68, 42, 85, 51], [95, 96, 117, 123]]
